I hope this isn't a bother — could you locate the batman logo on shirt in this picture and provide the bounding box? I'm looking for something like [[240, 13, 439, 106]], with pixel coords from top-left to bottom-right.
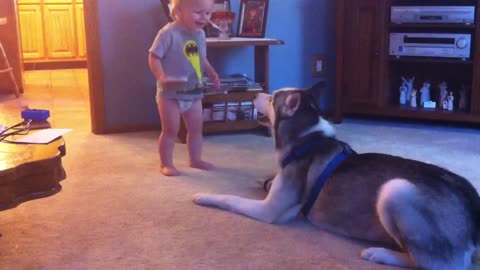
[[183, 40, 202, 84], [184, 40, 199, 57]]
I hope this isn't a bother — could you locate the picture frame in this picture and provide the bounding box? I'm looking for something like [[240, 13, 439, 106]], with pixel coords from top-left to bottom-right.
[[205, 0, 232, 38], [237, 0, 269, 38]]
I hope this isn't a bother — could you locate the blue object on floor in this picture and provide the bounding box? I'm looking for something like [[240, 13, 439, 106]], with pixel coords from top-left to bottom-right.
[[21, 109, 50, 121]]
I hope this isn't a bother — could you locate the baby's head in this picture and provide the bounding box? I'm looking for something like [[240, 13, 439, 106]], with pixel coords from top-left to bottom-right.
[[170, 0, 214, 31]]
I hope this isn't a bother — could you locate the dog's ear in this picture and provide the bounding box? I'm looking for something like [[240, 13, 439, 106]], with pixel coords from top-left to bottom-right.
[[282, 92, 301, 117]]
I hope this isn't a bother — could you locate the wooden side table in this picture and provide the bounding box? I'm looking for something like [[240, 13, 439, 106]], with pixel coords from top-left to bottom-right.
[[177, 37, 284, 143], [0, 136, 66, 210]]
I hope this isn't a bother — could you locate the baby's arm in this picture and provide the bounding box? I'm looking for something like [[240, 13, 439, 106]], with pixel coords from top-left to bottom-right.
[[204, 59, 220, 90], [149, 53, 188, 90], [148, 53, 165, 81]]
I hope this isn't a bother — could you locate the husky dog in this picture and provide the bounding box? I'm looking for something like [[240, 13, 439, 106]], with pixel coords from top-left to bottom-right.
[[194, 87, 480, 270]]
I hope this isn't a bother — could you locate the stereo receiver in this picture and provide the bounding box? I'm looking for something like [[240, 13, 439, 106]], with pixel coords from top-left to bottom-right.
[[389, 33, 471, 59], [391, 6, 475, 24]]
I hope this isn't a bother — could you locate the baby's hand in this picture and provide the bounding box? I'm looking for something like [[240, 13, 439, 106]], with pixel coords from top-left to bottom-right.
[[211, 74, 221, 90]]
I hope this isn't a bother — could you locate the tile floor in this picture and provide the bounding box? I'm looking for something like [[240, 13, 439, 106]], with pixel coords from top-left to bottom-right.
[[0, 69, 90, 132]]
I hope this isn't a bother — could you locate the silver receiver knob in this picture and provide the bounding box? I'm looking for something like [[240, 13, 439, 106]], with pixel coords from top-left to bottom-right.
[[456, 38, 468, 49]]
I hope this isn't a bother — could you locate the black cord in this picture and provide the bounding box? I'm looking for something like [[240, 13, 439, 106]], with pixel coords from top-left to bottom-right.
[[0, 120, 32, 143]]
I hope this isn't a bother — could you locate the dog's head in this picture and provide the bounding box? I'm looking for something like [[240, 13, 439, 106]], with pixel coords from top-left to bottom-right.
[[254, 87, 335, 148]]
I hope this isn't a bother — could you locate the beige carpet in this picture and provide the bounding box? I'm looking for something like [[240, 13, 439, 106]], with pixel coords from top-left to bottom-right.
[[1, 114, 479, 269]]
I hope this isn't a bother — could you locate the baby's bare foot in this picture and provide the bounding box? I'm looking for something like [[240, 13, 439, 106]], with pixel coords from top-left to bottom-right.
[[190, 160, 215, 171], [160, 165, 180, 176]]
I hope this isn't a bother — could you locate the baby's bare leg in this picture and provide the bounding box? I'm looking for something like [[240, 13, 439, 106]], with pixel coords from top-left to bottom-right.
[[182, 99, 214, 170], [157, 97, 181, 176]]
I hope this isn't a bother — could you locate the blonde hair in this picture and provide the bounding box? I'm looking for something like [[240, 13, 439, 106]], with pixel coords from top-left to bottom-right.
[[170, 0, 212, 20], [170, 0, 187, 20]]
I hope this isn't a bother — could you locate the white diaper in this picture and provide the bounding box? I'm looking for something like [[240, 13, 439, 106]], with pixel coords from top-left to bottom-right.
[[177, 100, 194, 113]]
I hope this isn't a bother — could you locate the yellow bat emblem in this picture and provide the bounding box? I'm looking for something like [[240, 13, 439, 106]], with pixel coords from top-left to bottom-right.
[[183, 40, 202, 85]]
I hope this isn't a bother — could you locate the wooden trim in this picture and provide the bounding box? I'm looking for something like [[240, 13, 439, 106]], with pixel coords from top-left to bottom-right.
[[471, 2, 480, 114], [83, 0, 105, 134], [24, 60, 86, 70], [206, 37, 284, 47], [333, 0, 344, 124]]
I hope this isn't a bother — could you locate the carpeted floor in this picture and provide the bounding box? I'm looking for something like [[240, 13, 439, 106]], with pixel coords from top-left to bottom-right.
[[1, 118, 479, 269], [1, 70, 480, 269]]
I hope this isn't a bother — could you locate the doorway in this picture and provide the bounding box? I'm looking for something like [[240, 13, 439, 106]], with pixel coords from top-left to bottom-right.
[[16, 0, 91, 130]]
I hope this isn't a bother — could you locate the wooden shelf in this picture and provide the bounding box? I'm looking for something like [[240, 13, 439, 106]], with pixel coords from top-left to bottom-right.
[[344, 105, 480, 123], [203, 120, 261, 134], [204, 90, 261, 103], [207, 37, 284, 47]]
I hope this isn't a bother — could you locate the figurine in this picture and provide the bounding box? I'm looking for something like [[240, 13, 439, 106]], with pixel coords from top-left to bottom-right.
[[399, 81, 407, 105], [447, 92, 454, 111], [419, 81, 431, 106], [459, 85, 468, 110], [401, 76, 415, 102], [438, 81, 448, 109], [410, 89, 417, 108]]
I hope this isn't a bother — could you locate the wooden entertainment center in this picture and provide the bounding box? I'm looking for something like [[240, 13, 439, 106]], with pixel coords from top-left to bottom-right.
[[335, 0, 480, 125]]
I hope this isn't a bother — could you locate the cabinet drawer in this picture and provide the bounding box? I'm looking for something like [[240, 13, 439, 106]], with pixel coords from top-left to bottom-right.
[[43, 4, 76, 59], [18, 4, 45, 60]]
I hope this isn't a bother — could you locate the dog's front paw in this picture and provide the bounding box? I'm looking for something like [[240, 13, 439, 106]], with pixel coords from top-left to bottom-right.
[[361, 247, 387, 263], [193, 193, 211, 205], [360, 247, 410, 267]]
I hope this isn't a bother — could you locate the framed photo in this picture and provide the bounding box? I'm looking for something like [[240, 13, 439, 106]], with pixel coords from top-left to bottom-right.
[[205, 0, 231, 37], [237, 0, 269, 38]]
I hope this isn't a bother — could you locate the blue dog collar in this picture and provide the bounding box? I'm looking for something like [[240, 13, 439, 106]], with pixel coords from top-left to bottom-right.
[[281, 138, 356, 216]]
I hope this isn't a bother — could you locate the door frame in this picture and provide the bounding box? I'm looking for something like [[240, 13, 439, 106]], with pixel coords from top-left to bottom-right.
[[83, 0, 105, 134]]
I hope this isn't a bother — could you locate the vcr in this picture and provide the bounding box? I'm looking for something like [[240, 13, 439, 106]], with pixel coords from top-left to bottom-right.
[[391, 6, 475, 24]]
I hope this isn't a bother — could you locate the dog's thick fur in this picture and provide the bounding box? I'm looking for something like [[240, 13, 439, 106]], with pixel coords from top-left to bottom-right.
[[194, 88, 480, 270]]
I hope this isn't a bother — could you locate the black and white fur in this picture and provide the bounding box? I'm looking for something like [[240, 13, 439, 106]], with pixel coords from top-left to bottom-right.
[[194, 87, 480, 270]]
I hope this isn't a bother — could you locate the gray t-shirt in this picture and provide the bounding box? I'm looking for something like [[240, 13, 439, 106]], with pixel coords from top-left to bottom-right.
[[149, 21, 207, 100]]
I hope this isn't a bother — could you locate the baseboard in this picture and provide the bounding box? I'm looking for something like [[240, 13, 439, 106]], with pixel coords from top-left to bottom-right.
[[24, 60, 87, 70]]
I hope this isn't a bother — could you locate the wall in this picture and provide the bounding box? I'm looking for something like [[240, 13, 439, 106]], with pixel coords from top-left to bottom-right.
[[0, 0, 23, 94], [217, 0, 337, 109], [89, 0, 336, 131]]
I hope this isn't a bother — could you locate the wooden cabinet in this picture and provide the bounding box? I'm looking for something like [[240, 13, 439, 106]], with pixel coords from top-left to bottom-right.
[[43, 4, 75, 59], [75, 3, 86, 58], [178, 38, 284, 143], [336, 0, 480, 124], [17, 0, 86, 65], [341, 0, 386, 111], [17, 4, 45, 60]]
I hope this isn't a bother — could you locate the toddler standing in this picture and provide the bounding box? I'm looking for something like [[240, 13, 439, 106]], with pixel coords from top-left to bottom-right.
[[149, 0, 220, 176]]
